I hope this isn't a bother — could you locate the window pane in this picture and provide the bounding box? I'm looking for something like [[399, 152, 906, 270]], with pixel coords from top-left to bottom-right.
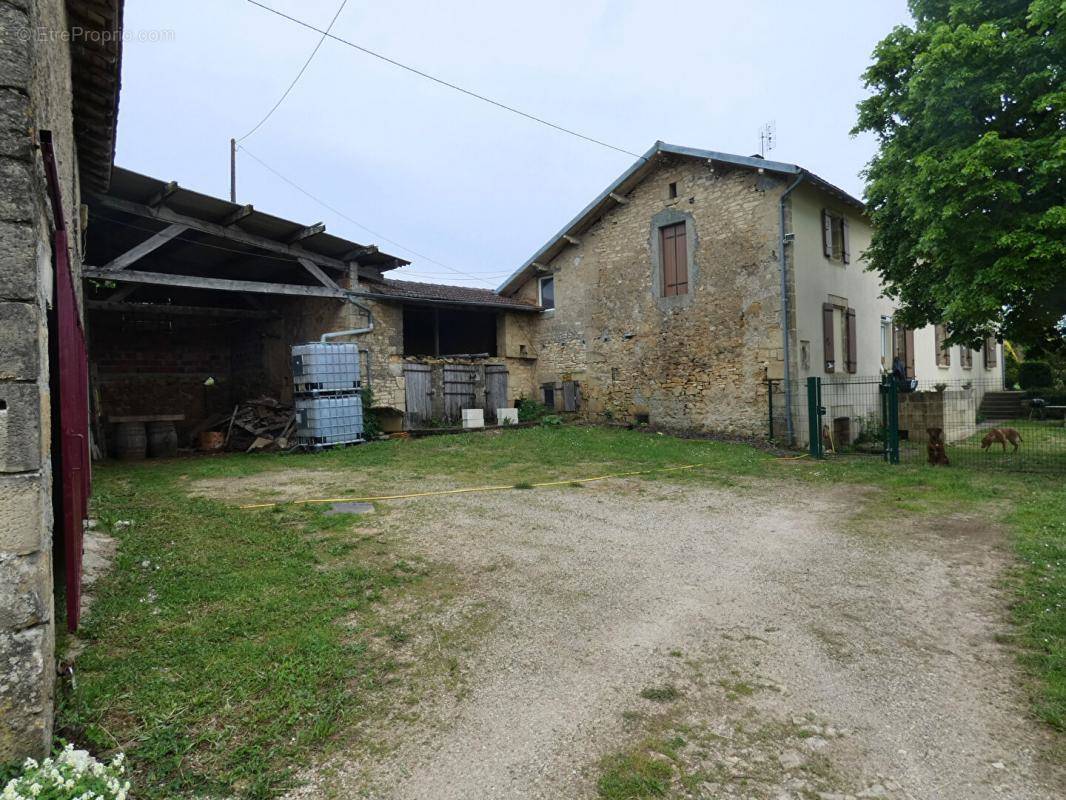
[[540, 276, 555, 309]]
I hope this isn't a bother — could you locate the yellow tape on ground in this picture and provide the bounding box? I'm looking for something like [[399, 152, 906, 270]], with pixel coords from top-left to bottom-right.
[[237, 463, 704, 510]]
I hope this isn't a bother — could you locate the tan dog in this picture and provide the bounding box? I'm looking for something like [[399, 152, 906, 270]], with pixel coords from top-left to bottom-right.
[[981, 427, 1023, 453], [927, 427, 950, 466]]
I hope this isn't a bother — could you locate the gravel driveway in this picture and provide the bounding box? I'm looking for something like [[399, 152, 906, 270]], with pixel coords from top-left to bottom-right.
[[289, 477, 1064, 800]]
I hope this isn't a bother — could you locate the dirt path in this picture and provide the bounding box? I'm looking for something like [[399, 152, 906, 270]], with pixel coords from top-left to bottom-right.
[[288, 478, 1064, 799]]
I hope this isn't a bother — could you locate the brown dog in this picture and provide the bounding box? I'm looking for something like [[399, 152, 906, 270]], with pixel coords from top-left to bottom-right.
[[981, 427, 1023, 453], [927, 427, 950, 466]]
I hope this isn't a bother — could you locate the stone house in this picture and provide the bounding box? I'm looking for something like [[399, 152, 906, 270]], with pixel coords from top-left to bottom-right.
[[496, 141, 1003, 443], [1, 0, 123, 761]]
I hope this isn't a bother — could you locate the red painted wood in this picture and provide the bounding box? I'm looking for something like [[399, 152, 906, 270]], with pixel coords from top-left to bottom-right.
[[41, 131, 90, 632]]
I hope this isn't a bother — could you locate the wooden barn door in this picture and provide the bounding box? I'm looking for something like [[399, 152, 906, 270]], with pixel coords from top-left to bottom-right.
[[484, 365, 508, 422], [403, 363, 433, 428], [443, 365, 477, 422]]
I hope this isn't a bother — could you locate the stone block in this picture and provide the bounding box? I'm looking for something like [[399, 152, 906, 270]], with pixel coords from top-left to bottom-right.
[[0, 221, 37, 300], [0, 158, 33, 222], [0, 472, 43, 554], [461, 408, 484, 429], [0, 88, 32, 160], [0, 624, 53, 762], [0, 302, 40, 379], [0, 382, 42, 471], [497, 408, 518, 425], [0, 4, 31, 94], [0, 551, 50, 630]]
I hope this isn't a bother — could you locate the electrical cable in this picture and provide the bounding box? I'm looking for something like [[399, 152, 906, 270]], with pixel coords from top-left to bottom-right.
[[237, 0, 349, 142], [244, 0, 644, 160]]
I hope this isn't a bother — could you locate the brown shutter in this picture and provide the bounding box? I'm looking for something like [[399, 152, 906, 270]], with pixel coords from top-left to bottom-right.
[[905, 328, 915, 377], [660, 225, 676, 297], [961, 347, 972, 368], [984, 337, 997, 368], [845, 308, 857, 373], [822, 210, 833, 258], [841, 217, 850, 264], [822, 303, 836, 373], [674, 224, 688, 295], [934, 324, 945, 366]]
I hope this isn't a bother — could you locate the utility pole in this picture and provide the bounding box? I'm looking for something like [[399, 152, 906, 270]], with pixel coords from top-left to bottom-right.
[[229, 138, 237, 202]]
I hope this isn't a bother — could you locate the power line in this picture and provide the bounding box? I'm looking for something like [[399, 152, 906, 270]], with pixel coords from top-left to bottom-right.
[[236, 143, 506, 283], [237, 0, 349, 142], [244, 0, 644, 160]]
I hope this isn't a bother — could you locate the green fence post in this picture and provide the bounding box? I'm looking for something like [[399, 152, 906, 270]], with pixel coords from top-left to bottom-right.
[[885, 376, 900, 464], [807, 376, 823, 458]]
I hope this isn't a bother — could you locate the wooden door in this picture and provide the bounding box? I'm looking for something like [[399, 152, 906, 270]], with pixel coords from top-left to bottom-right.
[[484, 365, 508, 422], [403, 363, 433, 428], [443, 365, 477, 422]]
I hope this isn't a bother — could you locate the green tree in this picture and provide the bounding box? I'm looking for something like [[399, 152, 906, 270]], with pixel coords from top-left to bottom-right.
[[854, 0, 1066, 352]]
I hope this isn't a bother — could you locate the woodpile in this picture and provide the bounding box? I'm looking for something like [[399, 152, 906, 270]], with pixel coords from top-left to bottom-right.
[[193, 397, 296, 452]]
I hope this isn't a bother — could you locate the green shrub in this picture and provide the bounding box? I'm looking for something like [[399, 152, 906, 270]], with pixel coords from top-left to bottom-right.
[[1019, 361, 1054, 390], [361, 386, 382, 439], [516, 396, 549, 422]]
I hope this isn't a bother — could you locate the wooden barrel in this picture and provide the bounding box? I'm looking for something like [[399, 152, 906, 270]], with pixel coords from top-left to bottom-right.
[[113, 422, 147, 460], [146, 421, 178, 458]]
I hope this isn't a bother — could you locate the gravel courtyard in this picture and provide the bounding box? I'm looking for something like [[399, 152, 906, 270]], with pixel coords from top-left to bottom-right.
[[289, 476, 1065, 800]]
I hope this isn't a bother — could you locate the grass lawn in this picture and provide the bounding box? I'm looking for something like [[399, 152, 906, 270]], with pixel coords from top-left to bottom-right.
[[55, 426, 1064, 798]]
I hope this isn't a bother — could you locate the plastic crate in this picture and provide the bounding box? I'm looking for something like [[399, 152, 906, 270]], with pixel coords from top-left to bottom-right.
[[292, 342, 361, 394], [295, 394, 364, 447]]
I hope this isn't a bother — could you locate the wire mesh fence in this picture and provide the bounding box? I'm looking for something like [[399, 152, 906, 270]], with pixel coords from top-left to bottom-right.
[[767, 375, 1066, 473]]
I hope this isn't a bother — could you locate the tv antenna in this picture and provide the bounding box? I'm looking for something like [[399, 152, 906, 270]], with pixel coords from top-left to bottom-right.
[[758, 120, 776, 157]]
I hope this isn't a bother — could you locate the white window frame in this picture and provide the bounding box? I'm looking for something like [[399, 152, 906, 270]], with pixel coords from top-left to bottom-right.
[[538, 275, 555, 311]]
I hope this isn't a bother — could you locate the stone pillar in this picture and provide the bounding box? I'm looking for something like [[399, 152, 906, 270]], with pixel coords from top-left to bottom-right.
[[0, 0, 73, 761]]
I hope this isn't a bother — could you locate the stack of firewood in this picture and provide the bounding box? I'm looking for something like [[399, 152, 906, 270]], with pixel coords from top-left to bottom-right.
[[222, 397, 296, 452]]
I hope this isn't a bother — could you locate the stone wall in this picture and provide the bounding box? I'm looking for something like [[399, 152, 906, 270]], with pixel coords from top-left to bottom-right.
[[512, 157, 787, 434], [899, 390, 977, 444], [0, 0, 84, 761]]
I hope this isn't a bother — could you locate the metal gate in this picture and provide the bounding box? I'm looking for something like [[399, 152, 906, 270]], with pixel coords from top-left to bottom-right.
[[443, 365, 477, 422], [484, 364, 508, 422], [403, 363, 433, 428], [43, 131, 90, 631], [806, 375, 898, 463]]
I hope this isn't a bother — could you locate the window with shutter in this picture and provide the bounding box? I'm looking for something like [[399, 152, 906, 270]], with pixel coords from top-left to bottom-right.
[[984, 337, 997, 368], [822, 210, 833, 258], [542, 383, 556, 409], [845, 308, 857, 373], [659, 222, 688, 296], [935, 324, 951, 367], [822, 303, 836, 373], [538, 275, 555, 310], [822, 210, 849, 263]]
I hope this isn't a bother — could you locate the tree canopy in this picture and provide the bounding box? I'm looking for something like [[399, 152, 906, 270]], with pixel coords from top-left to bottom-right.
[[854, 0, 1065, 351]]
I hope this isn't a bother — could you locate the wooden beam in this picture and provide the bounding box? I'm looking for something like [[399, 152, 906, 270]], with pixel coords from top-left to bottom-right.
[[87, 300, 279, 319], [105, 284, 139, 302], [342, 244, 378, 261], [285, 222, 325, 243], [146, 180, 179, 207], [297, 257, 342, 292], [608, 192, 629, 204], [562, 234, 581, 245], [219, 204, 253, 226], [82, 268, 348, 298], [100, 223, 188, 270], [89, 193, 349, 270]]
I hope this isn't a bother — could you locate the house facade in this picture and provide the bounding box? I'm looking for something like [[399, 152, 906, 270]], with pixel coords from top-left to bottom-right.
[[498, 142, 1003, 443]]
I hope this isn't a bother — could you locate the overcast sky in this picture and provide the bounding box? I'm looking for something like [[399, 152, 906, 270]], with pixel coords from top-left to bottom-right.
[[116, 0, 912, 288]]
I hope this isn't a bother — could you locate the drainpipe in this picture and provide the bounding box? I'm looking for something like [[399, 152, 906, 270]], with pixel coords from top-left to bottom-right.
[[320, 296, 375, 391], [778, 172, 806, 445]]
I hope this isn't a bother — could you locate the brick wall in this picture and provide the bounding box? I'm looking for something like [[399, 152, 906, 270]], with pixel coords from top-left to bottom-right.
[[511, 157, 787, 435]]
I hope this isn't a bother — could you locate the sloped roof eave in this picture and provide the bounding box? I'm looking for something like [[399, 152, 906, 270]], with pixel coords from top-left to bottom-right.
[[497, 141, 866, 295]]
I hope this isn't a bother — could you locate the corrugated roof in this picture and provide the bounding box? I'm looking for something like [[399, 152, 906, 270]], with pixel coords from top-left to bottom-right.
[[498, 141, 867, 295], [100, 167, 409, 272], [359, 277, 541, 312]]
